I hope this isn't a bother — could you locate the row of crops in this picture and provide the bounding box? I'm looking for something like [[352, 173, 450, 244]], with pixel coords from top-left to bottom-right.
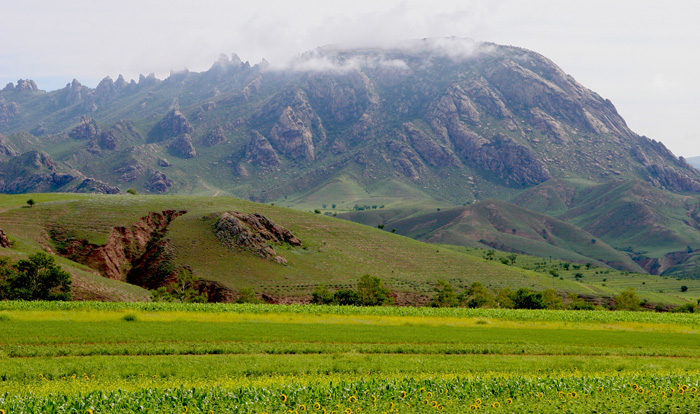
[[2, 376, 699, 413], [1, 302, 700, 413], [1, 300, 700, 325]]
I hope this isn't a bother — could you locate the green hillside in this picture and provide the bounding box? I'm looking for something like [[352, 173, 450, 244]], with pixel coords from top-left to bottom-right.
[[0, 193, 698, 306]]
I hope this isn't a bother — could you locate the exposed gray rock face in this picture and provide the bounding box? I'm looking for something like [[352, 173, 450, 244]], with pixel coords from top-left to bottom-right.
[[15, 79, 38, 91], [203, 126, 226, 146], [0, 134, 18, 157], [146, 171, 174, 193], [214, 211, 301, 261], [115, 164, 147, 182], [95, 76, 118, 104], [269, 105, 316, 160], [0, 97, 20, 125], [75, 178, 120, 194], [471, 134, 552, 186], [402, 122, 460, 167], [259, 88, 326, 161], [69, 116, 101, 140], [169, 134, 196, 158], [245, 130, 281, 168], [151, 108, 193, 141]]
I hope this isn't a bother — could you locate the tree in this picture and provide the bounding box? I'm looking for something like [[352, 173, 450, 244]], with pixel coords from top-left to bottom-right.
[[236, 287, 261, 304], [541, 289, 564, 310], [430, 280, 458, 307], [0, 252, 71, 300], [459, 282, 496, 308], [150, 268, 207, 303], [26, 199, 36, 208], [495, 288, 515, 309], [512, 288, 545, 309], [357, 274, 392, 306], [681, 285, 689, 292], [332, 289, 361, 306], [311, 284, 334, 305], [614, 288, 641, 311]]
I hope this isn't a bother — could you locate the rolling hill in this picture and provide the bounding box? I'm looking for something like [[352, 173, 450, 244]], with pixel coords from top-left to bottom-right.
[[0, 193, 697, 306]]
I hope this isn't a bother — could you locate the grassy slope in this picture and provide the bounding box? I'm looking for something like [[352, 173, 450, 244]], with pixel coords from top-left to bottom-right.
[[0, 193, 551, 300], [0, 193, 698, 305], [341, 199, 644, 271]]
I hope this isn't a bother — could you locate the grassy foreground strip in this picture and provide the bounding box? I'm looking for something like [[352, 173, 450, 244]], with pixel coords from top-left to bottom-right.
[[1, 302, 699, 413]]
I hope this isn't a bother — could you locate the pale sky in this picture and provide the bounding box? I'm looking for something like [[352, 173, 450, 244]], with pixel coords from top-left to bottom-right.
[[2, 0, 699, 156]]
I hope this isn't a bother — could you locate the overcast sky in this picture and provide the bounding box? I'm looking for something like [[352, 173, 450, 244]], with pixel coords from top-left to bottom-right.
[[2, 0, 699, 156]]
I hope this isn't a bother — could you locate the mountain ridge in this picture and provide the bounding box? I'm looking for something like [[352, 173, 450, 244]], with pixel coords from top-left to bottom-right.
[[2, 38, 700, 278]]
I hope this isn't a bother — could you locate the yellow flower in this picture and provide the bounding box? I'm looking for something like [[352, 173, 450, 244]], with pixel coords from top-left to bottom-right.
[[348, 396, 357, 403], [436, 404, 444, 410], [474, 398, 482, 405], [371, 395, 377, 402], [299, 404, 307, 411], [491, 402, 500, 408], [637, 388, 644, 394], [314, 403, 322, 410], [431, 400, 438, 407], [87, 410, 93, 414], [281, 394, 288, 403], [400, 391, 406, 399], [506, 399, 513, 404], [469, 404, 478, 410], [426, 392, 433, 398]]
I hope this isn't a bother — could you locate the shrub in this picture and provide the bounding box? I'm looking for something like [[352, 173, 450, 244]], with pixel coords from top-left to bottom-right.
[[311, 284, 334, 305], [357, 274, 393, 306], [512, 288, 545, 310], [430, 280, 458, 308], [459, 282, 496, 308], [0, 253, 71, 301], [614, 288, 641, 311]]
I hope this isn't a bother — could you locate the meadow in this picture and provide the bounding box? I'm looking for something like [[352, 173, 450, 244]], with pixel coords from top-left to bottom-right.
[[1, 302, 699, 413]]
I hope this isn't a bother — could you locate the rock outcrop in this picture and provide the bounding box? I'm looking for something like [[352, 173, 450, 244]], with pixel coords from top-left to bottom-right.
[[0, 229, 11, 247], [146, 171, 174, 193], [203, 126, 227, 146], [150, 108, 193, 141], [214, 211, 301, 262], [245, 130, 281, 168], [69, 116, 101, 140], [169, 134, 197, 158], [0, 97, 20, 126], [74, 178, 120, 194]]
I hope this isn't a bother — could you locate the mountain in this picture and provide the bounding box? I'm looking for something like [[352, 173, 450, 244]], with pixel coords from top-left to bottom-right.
[[2, 38, 700, 278]]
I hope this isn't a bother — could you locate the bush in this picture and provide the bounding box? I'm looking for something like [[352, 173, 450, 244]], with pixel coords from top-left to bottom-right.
[[311, 284, 334, 305], [0, 253, 71, 301], [614, 288, 642, 311], [671, 303, 695, 313], [357, 274, 393, 306], [430, 280, 458, 308], [236, 287, 261, 304], [459, 282, 496, 308], [333, 289, 361, 306], [512, 288, 545, 310]]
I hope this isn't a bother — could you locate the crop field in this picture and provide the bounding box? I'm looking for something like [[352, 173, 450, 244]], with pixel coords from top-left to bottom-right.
[[1, 302, 699, 413]]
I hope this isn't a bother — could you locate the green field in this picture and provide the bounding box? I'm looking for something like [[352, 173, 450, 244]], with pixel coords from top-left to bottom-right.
[[1, 302, 699, 413]]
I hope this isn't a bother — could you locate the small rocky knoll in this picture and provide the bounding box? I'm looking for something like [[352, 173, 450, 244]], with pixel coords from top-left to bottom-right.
[[214, 211, 301, 264]]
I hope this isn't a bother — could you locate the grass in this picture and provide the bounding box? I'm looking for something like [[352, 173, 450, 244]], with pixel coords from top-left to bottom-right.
[[1, 302, 699, 412]]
